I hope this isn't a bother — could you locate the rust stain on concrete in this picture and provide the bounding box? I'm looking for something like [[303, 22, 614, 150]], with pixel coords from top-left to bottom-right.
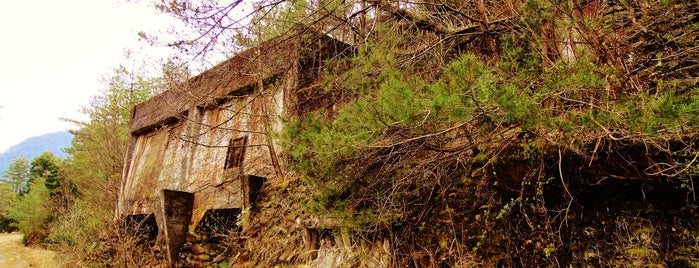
[[118, 31, 351, 264]]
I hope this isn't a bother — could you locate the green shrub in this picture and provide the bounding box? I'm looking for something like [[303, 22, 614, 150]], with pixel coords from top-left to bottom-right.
[[3, 178, 52, 243]]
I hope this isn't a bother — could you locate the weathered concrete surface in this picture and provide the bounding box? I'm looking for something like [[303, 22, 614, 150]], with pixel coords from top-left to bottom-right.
[[117, 30, 352, 263], [120, 78, 294, 229]]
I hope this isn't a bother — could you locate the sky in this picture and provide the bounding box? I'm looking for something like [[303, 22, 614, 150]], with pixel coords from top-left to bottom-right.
[[0, 0, 175, 153]]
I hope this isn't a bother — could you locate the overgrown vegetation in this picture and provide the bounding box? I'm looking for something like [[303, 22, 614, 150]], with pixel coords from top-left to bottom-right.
[[278, 0, 699, 266], [0, 152, 70, 244]]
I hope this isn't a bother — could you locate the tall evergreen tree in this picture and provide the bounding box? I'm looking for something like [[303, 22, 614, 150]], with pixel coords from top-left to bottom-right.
[[29, 152, 63, 193], [2, 156, 30, 194], [65, 65, 164, 203], [3, 177, 52, 243], [0, 182, 17, 232]]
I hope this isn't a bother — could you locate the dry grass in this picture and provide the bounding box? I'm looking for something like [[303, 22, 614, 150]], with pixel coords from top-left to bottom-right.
[[0, 233, 57, 268]]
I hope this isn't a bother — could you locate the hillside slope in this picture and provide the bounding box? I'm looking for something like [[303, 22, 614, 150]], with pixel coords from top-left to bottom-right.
[[0, 131, 72, 175]]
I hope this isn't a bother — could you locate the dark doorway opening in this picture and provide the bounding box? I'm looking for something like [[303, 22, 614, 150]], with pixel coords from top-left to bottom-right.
[[245, 175, 266, 207], [195, 208, 242, 236], [162, 189, 194, 263], [124, 213, 158, 240]]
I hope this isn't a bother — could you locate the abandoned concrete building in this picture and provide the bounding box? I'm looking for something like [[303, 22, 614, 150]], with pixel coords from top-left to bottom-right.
[[117, 32, 351, 264]]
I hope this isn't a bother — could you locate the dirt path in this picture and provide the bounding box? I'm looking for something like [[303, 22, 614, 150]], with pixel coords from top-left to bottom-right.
[[0, 233, 57, 268]]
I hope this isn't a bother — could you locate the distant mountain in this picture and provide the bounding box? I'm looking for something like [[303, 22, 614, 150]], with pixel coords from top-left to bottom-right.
[[0, 131, 73, 176]]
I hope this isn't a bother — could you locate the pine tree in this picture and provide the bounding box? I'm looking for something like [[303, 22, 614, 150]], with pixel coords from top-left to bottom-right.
[[0, 182, 17, 232], [3, 177, 51, 243], [2, 156, 30, 194], [65, 65, 160, 204], [29, 151, 63, 193]]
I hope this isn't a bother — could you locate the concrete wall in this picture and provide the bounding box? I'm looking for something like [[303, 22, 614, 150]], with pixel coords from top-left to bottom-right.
[[119, 74, 291, 230], [117, 30, 353, 264]]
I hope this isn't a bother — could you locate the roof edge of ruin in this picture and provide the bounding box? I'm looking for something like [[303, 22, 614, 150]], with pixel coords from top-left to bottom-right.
[[127, 28, 351, 135]]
